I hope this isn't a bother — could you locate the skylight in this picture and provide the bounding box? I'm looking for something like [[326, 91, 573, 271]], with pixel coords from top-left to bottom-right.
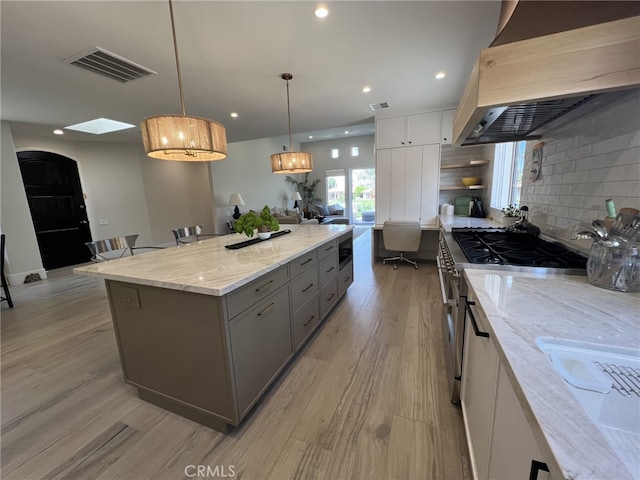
[[65, 118, 135, 135]]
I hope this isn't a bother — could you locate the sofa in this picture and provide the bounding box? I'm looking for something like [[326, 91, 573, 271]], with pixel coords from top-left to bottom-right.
[[313, 204, 350, 224], [271, 207, 302, 224]]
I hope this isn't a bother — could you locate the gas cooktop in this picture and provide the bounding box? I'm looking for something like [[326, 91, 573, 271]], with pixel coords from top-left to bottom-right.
[[452, 229, 587, 269]]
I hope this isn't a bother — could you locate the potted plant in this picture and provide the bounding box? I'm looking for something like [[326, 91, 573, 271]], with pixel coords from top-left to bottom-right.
[[501, 204, 521, 227], [285, 173, 321, 214], [234, 206, 280, 239]]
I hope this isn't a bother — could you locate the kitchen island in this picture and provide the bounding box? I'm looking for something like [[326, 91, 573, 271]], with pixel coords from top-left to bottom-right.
[[75, 224, 354, 432], [463, 269, 639, 479]]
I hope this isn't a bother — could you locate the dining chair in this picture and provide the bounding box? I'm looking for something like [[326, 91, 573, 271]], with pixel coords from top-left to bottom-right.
[[1, 234, 14, 308]]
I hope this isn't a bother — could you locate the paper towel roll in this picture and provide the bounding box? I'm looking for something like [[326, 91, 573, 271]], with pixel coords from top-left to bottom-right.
[[446, 204, 454, 216]]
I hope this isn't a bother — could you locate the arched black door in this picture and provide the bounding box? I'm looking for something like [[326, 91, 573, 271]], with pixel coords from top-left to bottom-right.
[[17, 151, 92, 269]]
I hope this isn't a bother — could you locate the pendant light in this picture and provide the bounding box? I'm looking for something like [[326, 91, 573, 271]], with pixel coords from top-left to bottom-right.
[[271, 73, 313, 174], [141, 0, 227, 161]]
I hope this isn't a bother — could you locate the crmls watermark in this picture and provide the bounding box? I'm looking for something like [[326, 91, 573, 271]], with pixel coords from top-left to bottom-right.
[[184, 465, 237, 478]]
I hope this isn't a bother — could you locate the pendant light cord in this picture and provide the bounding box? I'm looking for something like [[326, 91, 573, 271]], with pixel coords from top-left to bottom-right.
[[286, 78, 293, 152], [168, 0, 186, 116]]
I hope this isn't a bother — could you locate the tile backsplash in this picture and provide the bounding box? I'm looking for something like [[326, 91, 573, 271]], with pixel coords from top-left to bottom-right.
[[520, 90, 640, 242]]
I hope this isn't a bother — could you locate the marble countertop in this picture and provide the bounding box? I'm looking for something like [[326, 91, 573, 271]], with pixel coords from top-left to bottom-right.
[[464, 269, 640, 479], [75, 224, 353, 296], [438, 215, 502, 231]]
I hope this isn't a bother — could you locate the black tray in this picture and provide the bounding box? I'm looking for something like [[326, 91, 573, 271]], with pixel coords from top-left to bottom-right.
[[225, 229, 292, 250]]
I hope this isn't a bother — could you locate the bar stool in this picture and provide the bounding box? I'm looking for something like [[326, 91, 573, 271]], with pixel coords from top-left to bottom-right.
[[172, 226, 216, 245], [85, 234, 139, 261]]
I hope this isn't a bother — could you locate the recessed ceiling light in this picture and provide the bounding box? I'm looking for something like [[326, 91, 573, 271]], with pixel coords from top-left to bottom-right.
[[344, 131, 349, 135], [230, 112, 238, 118], [65, 118, 135, 135], [362, 86, 372, 93], [308, 135, 313, 139], [435, 71, 446, 79], [314, 5, 329, 18], [53, 129, 64, 135]]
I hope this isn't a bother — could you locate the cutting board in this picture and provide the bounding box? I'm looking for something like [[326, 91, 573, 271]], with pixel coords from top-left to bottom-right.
[[454, 196, 472, 216]]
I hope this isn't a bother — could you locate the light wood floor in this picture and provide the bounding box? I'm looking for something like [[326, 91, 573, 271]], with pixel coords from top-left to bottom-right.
[[1, 229, 471, 480]]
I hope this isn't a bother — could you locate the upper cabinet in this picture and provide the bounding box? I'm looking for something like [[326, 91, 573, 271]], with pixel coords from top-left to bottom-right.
[[376, 112, 441, 149], [441, 109, 456, 145]]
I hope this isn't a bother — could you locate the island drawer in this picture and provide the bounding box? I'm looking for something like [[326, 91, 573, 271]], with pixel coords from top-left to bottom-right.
[[320, 279, 338, 318], [226, 265, 289, 319], [319, 250, 338, 288], [230, 285, 292, 416], [337, 261, 353, 298], [291, 265, 319, 313], [293, 297, 321, 350], [318, 239, 338, 260], [289, 250, 317, 278]]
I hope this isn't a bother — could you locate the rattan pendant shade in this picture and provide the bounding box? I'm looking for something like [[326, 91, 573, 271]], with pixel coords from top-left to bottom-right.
[[141, 115, 227, 161], [271, 73, 313, 174], [270, 151, 313, 173], [140, 0, 227, 162]]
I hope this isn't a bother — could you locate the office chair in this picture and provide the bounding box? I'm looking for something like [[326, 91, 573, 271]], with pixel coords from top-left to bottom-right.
[[1, 234, 14, 308], [172, 225, 216, 245], [382, 220, 421, 269], [85, 234, 139, 262]]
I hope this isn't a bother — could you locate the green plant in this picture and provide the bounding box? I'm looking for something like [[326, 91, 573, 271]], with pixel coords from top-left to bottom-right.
[[285, 173, 321, 210], [234, 206, 280, 237], [502, 204, 521, 217]]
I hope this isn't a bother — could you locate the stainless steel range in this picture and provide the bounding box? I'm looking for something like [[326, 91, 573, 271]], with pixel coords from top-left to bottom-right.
[[437, 227, 588, 403]]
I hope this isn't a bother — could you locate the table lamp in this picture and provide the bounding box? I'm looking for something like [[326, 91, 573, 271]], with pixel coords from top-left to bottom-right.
[[291, 192, 302, 210], [229, 193, 245, 220]]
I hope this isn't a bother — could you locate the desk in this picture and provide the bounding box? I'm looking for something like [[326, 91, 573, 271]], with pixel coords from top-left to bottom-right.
[[371, 223, 440, 265]]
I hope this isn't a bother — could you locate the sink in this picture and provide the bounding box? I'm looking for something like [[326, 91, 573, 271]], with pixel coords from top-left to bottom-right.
[[536, 337, 640, 479]]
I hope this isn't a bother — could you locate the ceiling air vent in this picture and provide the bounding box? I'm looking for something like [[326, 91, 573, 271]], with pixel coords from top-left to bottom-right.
[[369, 102, 389, 111], [63, 47, 157, 83]]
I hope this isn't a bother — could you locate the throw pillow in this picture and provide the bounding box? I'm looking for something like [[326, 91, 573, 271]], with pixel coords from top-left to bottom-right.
[[317, 205, 330, 216]]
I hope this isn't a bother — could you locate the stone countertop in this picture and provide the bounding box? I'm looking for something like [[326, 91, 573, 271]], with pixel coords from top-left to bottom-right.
[[75, 224, 353, 296], [464, 269, 640, 479], [438, 215, 502, 231]]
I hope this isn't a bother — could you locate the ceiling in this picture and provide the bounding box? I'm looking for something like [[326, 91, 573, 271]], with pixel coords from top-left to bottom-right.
[[1, 1, 501, 146]]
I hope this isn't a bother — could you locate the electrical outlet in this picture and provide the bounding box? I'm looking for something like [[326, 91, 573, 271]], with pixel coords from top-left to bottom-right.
[[120, 287, 141, 309], [99, 219, 109, 225]]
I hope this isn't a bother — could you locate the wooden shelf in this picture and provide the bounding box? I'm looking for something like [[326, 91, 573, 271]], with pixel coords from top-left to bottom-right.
[[440, 160, 489, 169], [440, 185, 488, 191]]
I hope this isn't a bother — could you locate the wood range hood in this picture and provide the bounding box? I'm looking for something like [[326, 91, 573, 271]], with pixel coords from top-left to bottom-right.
[[452, 14, 640, 147]]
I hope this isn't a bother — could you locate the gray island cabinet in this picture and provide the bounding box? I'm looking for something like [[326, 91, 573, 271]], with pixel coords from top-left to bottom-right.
[[75, 225, 354, 432]]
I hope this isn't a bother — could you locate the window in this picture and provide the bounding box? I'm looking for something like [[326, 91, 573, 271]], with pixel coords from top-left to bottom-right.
[[331, 148, 339, 159], [325, 169, 346, 205], [351, 146, 359, 157], [491, 141, 526, 209]]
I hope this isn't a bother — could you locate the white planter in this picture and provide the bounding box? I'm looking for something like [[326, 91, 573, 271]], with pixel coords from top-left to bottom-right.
[[502, 217, 519, 227], [257, 232, 271, 240]]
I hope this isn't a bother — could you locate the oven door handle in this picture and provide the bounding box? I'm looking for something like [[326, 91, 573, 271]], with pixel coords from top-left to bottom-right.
[[436, 256, 455, 306]]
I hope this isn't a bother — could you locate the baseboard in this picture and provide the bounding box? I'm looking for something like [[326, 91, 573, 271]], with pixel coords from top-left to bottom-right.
[[6, 268, 48, 285]]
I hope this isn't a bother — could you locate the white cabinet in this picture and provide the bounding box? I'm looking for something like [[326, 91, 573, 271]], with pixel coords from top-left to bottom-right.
[[441, 109, 456, 145], [376, 112, 441, 149], [461, 300, 500, 480], [461, 298, 554, 480], [375, 144, 439, 225], [489, 365, 552, 480]]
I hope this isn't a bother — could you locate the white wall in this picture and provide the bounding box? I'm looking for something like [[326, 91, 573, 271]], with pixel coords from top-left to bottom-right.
[[1, 122, 45, 283], [517, 90, 640, 245], [139, 158, 213, 244], [301, 135, 375, 210], [2, 127, 217, 278], [208, 135, 293, 233]]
